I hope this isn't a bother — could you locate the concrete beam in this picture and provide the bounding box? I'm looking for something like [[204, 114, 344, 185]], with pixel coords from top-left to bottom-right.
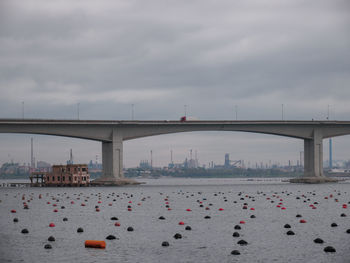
[[304, 129, 323, 177], [92, 129, 139, 186]]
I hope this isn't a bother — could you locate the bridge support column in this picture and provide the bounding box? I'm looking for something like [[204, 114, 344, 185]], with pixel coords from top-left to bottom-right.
[[91, 129, 140, 186], [290, 129, 337, 183], [304, 130, 323, 178]]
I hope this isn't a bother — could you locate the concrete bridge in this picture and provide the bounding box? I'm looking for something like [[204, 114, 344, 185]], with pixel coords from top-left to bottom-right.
[[1, 119, 350, 184]]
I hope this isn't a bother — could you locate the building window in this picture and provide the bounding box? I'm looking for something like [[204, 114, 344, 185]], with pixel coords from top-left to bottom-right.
[[58, 176, 61, 181], [52, 176, 55, 181], [63, 176, 65, 181], [82, 168, 87, 172], [69, 176, 72, 181]]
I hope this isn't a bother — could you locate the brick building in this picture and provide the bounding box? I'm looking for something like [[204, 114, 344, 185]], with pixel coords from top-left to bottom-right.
[[44, 164, 90, 186]]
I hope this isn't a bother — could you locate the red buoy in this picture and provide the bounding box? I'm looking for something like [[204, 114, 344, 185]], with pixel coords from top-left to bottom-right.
[[168, 208, 172, 211], [250, 208, 255, 210], [71, 201, 75, 204], [49, 223, 55, 227], [205, 207, 210, 210], [85, 240, 106, 249], [343, 204, 347, 209], [219, 208, 224, 211], [299, 219, 307, 223], [239, 220, 246, 224], [276, 205, 281, 208], [128, 208, 132, 211], [98, 201, 102, 204], [81, 203, 86, 206], [114, 222, 121, 227], [179, 221, 185, 225], [10, 209, 16, 213], [186, 209, 192, 212], [108, 203, 112, 206], [53, 209, 58, 212], [96, 208, 100, 212], [281, 207, 286, 210]]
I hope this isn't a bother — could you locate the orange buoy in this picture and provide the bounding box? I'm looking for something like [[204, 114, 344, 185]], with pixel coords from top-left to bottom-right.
[[49, 223, 55, 227], [84, 240, 106, 249], [179, 221, 185, 225]]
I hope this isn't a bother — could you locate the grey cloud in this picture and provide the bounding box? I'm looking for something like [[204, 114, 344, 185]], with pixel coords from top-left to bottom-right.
[[0, 0, 349, 165]]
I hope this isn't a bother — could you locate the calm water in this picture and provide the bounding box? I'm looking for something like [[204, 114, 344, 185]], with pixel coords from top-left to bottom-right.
[[0, 178, 349, 263]]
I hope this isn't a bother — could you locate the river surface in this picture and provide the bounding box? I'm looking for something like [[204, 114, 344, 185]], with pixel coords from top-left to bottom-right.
[[0, 178, 349, 263]]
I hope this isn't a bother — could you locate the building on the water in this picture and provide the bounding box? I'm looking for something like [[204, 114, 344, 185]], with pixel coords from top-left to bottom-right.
[[30, 164, 90, 187]]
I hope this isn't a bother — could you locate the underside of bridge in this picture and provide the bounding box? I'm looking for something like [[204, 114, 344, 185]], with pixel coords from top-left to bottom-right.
[[92, 128, 339, 185], [1, 119, 347, 185]]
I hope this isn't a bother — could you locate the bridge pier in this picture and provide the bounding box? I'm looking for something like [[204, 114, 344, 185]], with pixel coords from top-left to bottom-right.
[[290, 130, 337, 183], [91, 129, 140, 186]]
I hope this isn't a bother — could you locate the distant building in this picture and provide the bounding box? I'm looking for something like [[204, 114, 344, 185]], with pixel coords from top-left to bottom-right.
[[224, 153, 230, 167], [37, 161, 51, 169], [34, 164, 90, 187], [139, 160, 151, 169]]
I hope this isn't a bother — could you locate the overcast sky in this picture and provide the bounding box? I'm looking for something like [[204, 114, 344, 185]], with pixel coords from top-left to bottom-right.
[[0, 0, 349, 168]]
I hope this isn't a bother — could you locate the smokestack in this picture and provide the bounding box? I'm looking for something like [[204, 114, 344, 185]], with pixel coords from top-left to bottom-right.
[[170, 150, 173, 164], [150, 150, 153, 168], [329, 138, 333, 169], [70, 149, 73, 164], [31, 138, 35, 169]]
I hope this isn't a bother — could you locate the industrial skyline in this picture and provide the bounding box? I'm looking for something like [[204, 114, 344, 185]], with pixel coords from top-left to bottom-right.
[[0, 135, 338, 170]]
